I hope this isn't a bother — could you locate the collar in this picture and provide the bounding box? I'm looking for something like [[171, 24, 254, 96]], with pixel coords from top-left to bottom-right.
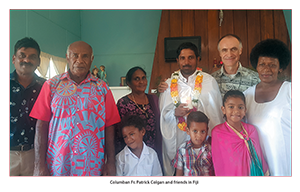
[[186, 139, 208, 150], [219, 62, 243, 77], [179, 69, 198, 83], [60, 70, 98, 85], [10, 70, 45, 85], [124, 142, 149, 159]]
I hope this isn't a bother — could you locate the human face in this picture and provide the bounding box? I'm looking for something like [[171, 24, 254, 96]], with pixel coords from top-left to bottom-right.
[[122, 126, 145, 152], [66, 41, 94, 79], [256, 56, 282, 83], [218, 37, 242, 68], [128, 69, 147, 94], [177, 49, 199, 79], [13, 47, 40, 76], [92, 69, 98, 75], [186, 122, 208, 148], [221, 97, 246, 126]]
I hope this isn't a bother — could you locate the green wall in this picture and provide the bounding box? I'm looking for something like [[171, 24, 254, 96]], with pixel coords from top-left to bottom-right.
[[283, 10, 292, 40], [10, 10, 162, 91], [81, 10, 161, 88], [10, 10, 81, 72]]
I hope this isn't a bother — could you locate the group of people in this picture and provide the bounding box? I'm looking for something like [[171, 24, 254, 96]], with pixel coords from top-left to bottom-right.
[[10, 34, 291, 177]]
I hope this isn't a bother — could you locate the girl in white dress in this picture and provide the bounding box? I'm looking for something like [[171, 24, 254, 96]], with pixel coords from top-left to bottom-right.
[[244, 39, 291, 176]]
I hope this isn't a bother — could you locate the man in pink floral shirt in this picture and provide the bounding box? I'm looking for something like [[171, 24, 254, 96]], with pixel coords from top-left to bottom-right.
[[30, 41, 120, 176]]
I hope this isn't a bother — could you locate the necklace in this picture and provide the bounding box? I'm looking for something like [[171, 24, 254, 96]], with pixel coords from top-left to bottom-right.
[[131, 94, 148, 118], [170, 68, 203, 131]]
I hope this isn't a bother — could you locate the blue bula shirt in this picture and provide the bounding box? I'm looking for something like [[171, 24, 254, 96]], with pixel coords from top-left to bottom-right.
[[10, 70, 45, 147]]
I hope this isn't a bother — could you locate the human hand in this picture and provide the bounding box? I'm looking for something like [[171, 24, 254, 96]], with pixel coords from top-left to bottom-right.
[[33, 163, 50, 176], [102, 162, 116, 176], [175, 103, 190, 117], [158, 79, 168, 93]]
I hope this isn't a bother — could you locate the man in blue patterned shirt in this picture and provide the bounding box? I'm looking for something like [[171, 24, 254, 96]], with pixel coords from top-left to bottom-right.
[[10, 37, 45, 176], [211, 34, 260, 97]]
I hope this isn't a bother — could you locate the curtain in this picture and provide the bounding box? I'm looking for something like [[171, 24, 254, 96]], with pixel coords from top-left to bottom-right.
[[37, 52, 51, 78], [36, 51, 67, 78], [52, 55, 67, 74]]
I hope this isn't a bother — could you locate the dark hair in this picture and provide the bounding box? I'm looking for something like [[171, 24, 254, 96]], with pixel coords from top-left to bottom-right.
[[187, 111, 209, 129], [91, 67, 100, 78], [223, 90, 246, 106], [217, 34, 243, 50], [14, 37, 41, 57], [125, 66, 146, 85], [121, 115, 145, 132], [250, 39, 291, 70], [176, 42, 200, 59]]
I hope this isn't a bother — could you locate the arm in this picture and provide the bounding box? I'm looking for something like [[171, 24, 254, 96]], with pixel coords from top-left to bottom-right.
[[103, 125, 116, 176], [33, 119, 50, 176], [157, 80, 168, 93], [197, 75, 224, 135], [115, 152, 122, 176], [175, 168, 184, 176], [151, 152, 163, 176], [172, 147, 184, 176]]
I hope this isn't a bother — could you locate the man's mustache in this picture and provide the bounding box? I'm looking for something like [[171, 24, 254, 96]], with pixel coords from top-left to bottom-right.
[[20, 62, 33, 67]]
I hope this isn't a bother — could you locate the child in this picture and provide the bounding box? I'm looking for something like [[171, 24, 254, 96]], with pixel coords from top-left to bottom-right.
[[115, 115, 162, 176], [211, 90, 269, 176], [172, 111, 214, 176]]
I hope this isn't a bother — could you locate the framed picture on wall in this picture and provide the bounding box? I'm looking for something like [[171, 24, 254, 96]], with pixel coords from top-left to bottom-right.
[[120, 77, 126, 86]]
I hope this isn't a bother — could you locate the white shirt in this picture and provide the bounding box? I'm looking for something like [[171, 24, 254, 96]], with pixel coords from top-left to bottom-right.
[[244, 81, 291, 176], [159, 70, 224, 176], [115, 142, 163, 176]]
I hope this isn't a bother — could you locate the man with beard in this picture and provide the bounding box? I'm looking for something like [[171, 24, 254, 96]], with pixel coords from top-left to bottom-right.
[[159, 42, 223, 176], [10, 37, 45, 175]]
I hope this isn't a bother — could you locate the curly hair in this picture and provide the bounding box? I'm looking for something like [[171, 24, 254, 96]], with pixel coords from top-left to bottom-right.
[[120, 115, 146, 132], [250, 39, 291, 70]]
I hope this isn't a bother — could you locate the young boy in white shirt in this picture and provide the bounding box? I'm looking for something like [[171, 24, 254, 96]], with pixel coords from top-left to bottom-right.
[[115, 115, 162, 176]]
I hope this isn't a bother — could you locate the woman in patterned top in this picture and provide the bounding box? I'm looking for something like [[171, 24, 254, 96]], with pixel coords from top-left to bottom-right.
[[115, 66, 163, 173]]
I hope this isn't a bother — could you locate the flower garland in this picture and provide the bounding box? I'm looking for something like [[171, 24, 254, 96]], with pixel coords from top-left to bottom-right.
[[170, 68, 203, 131]]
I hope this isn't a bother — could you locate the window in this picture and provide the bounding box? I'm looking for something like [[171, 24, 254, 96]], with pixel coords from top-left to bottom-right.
[[35, 52, 67, 80]]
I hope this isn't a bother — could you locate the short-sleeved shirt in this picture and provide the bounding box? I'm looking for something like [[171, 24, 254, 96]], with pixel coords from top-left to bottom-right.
[[116, 142, 162, 176], [172, 140, 214, 176], [211, 63, 260, 97], [30, 72, 120, 176], [10, 70, 45, 147]]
